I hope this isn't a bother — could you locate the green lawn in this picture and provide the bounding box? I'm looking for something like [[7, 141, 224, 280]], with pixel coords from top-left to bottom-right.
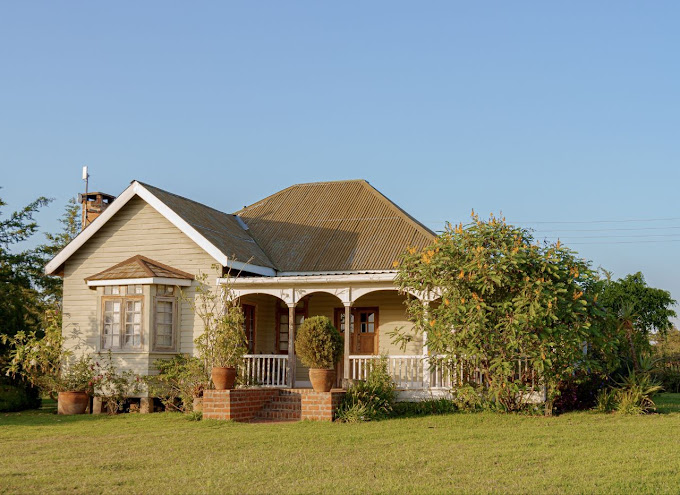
[[1, 395, 679, 495]]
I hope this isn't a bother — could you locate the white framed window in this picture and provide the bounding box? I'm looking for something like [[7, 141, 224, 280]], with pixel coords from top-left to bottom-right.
[[153, 285, 177, 351], [101, 286, 144, 350]]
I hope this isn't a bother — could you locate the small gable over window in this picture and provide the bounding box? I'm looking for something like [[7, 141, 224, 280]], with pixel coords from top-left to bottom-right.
[[84, 255, 194, 287]]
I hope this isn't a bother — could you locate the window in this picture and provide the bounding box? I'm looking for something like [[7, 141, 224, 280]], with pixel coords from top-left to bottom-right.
[[154, 285, 177, 351], [101, 285, 144, 350], [276, 301, 307, 354], [242, 304, 255, 353]]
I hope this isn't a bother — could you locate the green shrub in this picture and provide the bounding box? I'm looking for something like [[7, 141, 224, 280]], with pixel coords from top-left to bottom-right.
[[595, 367, 663, 415], [652, 360, 680, 393], [0, 378, 41, 412], [94, 352, 143, 414], [337, 357, 396, 422], [295, 316, 343, 369], [146, 355, 208, 412], [392, 398, 457, 417]]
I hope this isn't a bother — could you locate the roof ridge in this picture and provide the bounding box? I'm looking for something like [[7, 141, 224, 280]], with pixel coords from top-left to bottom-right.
[[134, 180, 235, 219], [357, 181, 436, 238]]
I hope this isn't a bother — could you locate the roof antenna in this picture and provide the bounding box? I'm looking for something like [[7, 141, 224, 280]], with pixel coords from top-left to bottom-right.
[[82, 165, 89, 198]]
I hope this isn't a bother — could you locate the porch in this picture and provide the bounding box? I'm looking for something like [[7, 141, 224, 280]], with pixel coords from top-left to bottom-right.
[[223, 272, 455, 395]]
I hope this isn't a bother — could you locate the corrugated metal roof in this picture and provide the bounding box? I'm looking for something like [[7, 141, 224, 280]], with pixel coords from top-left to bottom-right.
[[235, 180, 435, 272], [137, 182, 276, 269], [85, 255, 195, 281]]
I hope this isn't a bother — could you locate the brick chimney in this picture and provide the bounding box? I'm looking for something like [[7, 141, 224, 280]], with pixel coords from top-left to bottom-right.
[[79, 192, 116, 230]]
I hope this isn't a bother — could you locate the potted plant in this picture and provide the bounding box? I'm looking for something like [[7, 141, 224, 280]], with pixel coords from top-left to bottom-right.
[[3, 312, 96, 414], [295, 316, 343, 392], [191, 273, 247, 390], [56, 355, 96, 415]]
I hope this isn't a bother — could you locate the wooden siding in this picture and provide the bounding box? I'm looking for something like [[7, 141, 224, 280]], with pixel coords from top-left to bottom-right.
[[61, 196, 216, 376]]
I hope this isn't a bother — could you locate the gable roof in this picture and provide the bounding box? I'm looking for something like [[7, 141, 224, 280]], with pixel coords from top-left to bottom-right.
[[46, 179, 435, 278], [234, 180, 435, 273], [44, 181, 276, 277], [85, 255, 195, 281]]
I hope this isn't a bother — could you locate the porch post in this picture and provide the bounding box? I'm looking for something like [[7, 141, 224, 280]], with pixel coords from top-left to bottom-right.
[[287, 303, 296, 388], [422, 300, 431, 389], [343, 302, 352, 387]]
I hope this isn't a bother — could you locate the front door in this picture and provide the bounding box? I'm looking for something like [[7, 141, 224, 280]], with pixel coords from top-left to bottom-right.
[[336, 307, 379, 355]]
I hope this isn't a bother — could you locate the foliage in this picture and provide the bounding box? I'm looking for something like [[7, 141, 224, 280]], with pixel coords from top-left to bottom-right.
[[596, 360, 664, 415], [337, 356, 396, 422], [0, 193, 53, 359], [554, 370, 611, 413], [598, 272, 676, 372], [2, 310, 67, 398], [392, 398, 457, 417], [0, 377, 41, 412], [38, 197, 81, 305], [394, 212, 610, 415], [190, 272, 247, 370], [93, 352, 143, 414], [146, 355, 208, 412], [58, 354, 96, 393], [651, 327, 680, 392], [295, 315, 343, 369]]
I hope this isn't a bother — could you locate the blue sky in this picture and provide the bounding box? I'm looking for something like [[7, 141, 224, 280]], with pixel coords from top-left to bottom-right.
[[1, 2, 678, 321]]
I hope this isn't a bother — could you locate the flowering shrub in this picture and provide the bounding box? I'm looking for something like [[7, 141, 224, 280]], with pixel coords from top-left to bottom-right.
[[93, 352, 144, 414]]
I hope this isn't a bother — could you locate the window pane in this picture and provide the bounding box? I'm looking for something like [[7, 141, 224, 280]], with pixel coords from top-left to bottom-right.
[[128, 285, 142, 295], [155, 299, 175, 349]]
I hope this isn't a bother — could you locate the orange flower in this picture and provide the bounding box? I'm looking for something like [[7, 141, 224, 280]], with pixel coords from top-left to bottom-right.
[[429, 319, 436, 327], [444, 298, 450, 306], [458, 270, 465, 279], [392, 260, 399, 268]]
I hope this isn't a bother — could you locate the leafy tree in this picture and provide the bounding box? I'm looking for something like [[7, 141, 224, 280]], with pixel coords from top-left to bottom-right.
[[0, 193, 52, 359], [394, 212, 611, 415], [38, 197, 81, 304], [598, 272, 676, 371]]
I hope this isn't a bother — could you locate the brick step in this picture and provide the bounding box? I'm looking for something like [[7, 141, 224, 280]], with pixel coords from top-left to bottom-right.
[[270, 398, 301, 406], [265, 403, 300, 411], [255, 410, 302, 421]]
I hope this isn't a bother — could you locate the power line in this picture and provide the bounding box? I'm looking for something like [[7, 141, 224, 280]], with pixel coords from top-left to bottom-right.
[[537, 233, 680, 240], [534, 225, 680, 233], [424, 216, 680, 226]]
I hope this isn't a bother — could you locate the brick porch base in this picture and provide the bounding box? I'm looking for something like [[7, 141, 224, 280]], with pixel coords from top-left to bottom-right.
[[203, 388, 346, 422]]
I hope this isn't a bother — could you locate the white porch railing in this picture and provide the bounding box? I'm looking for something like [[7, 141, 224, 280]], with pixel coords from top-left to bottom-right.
[[349, 355, 533, 390], [241, 354, 288, 387]]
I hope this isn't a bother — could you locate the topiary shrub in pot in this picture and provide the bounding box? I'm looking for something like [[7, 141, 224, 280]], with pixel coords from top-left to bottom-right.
[[295, 316, 343, 392]]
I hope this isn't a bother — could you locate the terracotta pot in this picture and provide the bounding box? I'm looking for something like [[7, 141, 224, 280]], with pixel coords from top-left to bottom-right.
[[309, 368, 336, 392], [211, 366, 237, 390], [58, 391, 89, 415]]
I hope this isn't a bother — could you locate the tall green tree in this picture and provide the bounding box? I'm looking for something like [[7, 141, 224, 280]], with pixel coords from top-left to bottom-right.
[[0, 193, 52, 359], [598, 272, 676, 370], [38, 197, 81, 304], [394, 212, 611, 415]]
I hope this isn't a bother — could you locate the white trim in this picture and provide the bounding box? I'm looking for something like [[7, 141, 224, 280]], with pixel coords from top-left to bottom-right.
[[87, 277, 193, 287], [219, 272, 397, 286], [44, 181, 276, 277], [277, 270, 397, 277]]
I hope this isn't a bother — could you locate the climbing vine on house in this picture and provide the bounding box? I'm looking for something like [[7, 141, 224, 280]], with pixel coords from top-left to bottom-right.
[[394, 212, 613, 415]]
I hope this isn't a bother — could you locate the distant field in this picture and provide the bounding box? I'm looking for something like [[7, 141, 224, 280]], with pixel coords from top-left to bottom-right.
[[1, 394, 679, 494]]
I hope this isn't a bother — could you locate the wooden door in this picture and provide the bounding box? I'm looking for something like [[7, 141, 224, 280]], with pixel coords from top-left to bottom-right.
[[335, 308, 379, 355], [354, 309, 378, 355]]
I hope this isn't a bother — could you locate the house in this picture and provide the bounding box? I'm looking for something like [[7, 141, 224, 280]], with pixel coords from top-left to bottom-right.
[[46, 179, 454, 416]]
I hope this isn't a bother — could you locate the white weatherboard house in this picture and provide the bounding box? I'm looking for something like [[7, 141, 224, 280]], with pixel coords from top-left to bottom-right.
[[46, 179, 455, 402]]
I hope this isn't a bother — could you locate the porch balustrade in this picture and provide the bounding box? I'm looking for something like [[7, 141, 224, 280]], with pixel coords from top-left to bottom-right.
[[348, 355, 533, 390], [241, 354, 289, 388]]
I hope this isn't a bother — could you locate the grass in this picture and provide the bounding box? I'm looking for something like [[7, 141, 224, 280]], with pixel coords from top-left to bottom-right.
[[1, 395, 680, 494]]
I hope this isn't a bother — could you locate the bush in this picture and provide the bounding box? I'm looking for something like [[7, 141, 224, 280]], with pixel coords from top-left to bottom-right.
[[94, 352, 143, 414], [295, 316, 343, 369], [146, 355, 208, 412], [392, 398, 457, 417], [0, 378, 41, 412], [652, 360, 680, 393], [337, 357, 396, 422], [595, 367, 663, 415], [554, 371, 611, 413]]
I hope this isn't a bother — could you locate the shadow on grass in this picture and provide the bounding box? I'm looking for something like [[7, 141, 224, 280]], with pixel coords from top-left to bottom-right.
[[655, 393, 680, 414]]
